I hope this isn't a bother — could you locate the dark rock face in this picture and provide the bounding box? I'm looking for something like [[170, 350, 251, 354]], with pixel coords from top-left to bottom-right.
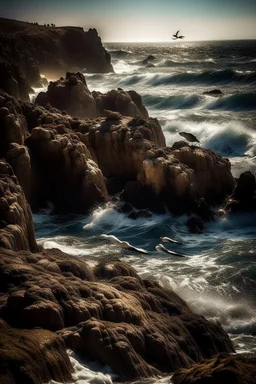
[[0, 319, 73, 384], [0, 160, 38, 252], [203, 89, 224, 97], [0, 18, 113, 100], [35, 72, 97, 118], [0, 92, 108, 213], [172, 353, 256, 384], [221, 171, 256, 214]]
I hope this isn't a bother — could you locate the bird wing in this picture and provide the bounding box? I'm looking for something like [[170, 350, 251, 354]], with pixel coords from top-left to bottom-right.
[[176, 30, 179, 36], [160, 236, 182, 245], [127, 245, 148, 254], [156, 244, 186, 257]]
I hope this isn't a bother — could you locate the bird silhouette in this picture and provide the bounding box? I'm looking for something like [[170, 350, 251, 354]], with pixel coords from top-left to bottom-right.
[[179, 131, 200, 145], [173, 30, 185, 39]]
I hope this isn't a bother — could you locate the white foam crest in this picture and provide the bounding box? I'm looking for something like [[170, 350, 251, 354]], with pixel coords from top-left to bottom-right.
[[162, 119, 256, 158], [38, 236, 112, 258], [83, 203, 164, 233], [50, 349, 117, 384], [112, 59, 139, 74]]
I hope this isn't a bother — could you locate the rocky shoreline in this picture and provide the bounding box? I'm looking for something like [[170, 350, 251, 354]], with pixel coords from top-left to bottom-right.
[[0, 18, 256, 384]]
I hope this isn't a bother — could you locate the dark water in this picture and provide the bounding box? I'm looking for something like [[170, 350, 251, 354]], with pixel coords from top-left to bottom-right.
[[37, 40, 256, 383]]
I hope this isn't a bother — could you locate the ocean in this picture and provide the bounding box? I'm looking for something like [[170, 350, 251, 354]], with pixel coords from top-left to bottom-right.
[[35, 40, 256, 383]]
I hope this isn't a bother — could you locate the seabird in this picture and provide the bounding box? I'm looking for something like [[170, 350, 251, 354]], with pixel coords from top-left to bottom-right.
[[173, 30, 185, 39], [156, 244, 186, 257], [179, 131, 200, 144], [100, 234, 148, 254], [160, 236, 182, 245]]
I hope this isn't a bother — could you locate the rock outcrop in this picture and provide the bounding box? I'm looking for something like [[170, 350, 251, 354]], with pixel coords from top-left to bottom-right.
[[172, 353, 256, 384], [0, 91, 108, 213], [0, 18, 113, 100], [92, 88, 149, 118], [0, 160, 38, 252], [26, 127, 108, 213], [36, 72, 150, 119], [0, 247, 234, 381], [220, 171, 256, 215], [0, 319, 72, 384], [36, 72, 97, 118], [0, 91, 235, 215]]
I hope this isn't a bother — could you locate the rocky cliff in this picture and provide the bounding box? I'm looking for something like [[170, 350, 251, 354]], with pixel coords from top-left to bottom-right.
[[0, 18, 113, 101]]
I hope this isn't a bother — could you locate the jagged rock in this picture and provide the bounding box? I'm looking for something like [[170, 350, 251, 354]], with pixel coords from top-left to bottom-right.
[[0, 249, 234, 381], [78, 116, 165, 179], [92, 88, 149, 118], [26, 127, 108, 213], [172, 353, 256, 384], [0, 160, 38, 252], [0, 319, 72, 384], [220, 171, 256, 214], [35, 72, 98, 118]]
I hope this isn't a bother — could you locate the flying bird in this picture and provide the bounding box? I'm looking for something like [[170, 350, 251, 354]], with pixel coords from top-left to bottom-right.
[[156, 244, 186, 257], [100, 234, 148, 254], [160, 236, 182, 245], [173, 30, 185, 39], [179, 132, 200, 144]]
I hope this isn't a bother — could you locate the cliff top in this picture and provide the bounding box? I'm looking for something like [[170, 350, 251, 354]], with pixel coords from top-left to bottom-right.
[[0, 17, 86, 34]]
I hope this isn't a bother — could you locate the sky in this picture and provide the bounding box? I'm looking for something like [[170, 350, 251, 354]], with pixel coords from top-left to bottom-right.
[[1, 0, 256, 42]]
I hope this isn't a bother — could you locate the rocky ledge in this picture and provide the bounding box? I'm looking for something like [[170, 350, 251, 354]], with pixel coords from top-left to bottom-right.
[[0, 18, 113, 101]]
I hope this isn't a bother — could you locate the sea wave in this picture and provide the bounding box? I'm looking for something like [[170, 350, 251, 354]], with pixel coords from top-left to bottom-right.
[[118, 69, 256, 87], [143, 93, 203, 110], [207, 92, 256, 111]]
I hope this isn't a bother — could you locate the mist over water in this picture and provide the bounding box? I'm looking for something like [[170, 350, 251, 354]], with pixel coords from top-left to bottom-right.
[[36, 40, 256, 381]]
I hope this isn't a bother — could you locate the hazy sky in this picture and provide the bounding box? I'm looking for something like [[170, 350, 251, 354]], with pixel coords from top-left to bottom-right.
[[1, 0, 256, 42]]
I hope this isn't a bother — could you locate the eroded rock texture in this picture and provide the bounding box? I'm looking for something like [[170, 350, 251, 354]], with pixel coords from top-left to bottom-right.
[[0, 160, 38, 252], [0, 319, 72, 384], [0, 248, 234, 381], [172, 353, 256, 384], [36, 72, 97, 118]]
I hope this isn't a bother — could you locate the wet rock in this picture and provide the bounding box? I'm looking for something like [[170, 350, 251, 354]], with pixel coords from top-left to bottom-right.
[[203, 89, 224, 97]]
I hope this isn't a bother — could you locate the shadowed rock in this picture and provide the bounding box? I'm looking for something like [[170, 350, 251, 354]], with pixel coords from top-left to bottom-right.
[[35, 72, 97, 118], [0, 18, 113, 100], [172, 353, 256, 384], [0, 319, 72, 384]]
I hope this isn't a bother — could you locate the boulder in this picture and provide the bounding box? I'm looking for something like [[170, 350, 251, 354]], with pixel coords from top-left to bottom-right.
[[35, 72, 97, 118], [92, 88, 149, 118]]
